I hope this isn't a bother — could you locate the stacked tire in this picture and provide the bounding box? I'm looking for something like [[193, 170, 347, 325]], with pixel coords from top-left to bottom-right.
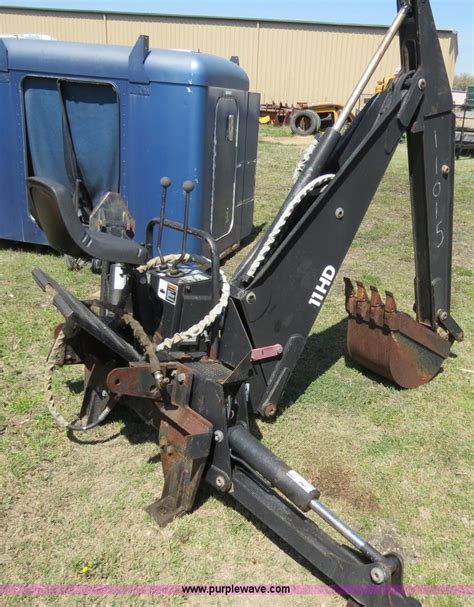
[[290, 109, 321, 136]]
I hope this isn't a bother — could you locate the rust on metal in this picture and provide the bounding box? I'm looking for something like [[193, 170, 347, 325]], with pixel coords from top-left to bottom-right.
[[147, 403, 213, 527], [263, 403, 277, 418], [259, 102, 293, 127], [344, 278, 452, 389], [106, 361, 193, 400], [53, 323, 64, 339], [107, 363, 164, 399]]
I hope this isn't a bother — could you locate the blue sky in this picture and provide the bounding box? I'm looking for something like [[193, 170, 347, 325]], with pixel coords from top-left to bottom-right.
[[2, 0, 473, 72]]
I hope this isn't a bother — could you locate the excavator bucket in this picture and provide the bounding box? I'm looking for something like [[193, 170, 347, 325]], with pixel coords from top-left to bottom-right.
[[344, 278, 452, 389]]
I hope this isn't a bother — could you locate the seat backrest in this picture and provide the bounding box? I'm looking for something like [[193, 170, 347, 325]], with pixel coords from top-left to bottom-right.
[[27, 177, 148, 265], [27, 177, 86, 258]]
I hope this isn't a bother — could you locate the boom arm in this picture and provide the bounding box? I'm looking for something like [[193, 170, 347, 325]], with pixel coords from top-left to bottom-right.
[[222, 0, 463, 415]]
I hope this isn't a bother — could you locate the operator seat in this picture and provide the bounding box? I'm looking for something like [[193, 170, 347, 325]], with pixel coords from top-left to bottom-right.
[[27, 177, 147, 265]]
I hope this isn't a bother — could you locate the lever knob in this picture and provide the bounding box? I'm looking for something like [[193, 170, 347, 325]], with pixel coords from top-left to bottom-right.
[[182, 180, 195, 193], [160, 176, 171, 188]]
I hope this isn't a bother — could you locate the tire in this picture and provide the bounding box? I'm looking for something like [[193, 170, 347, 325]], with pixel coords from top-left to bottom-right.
[[290, 109, 321, 136]]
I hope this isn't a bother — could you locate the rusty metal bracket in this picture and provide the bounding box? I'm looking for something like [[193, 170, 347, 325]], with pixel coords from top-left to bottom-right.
[[147, 404, 213, 526], [107, 363, 163, 399], [250, 344, 283, 362]]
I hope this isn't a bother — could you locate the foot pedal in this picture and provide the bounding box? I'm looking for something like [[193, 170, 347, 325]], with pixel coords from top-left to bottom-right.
[[344, 278, 452, 388], [33, 267, 141, 363]]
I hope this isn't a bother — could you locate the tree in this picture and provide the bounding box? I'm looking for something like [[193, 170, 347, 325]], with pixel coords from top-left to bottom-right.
[[453, 73, 474, 91]]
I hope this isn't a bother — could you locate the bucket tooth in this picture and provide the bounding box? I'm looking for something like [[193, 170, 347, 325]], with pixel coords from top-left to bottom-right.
[[343, 278, 355, 314], [369, 286, 384, 324], [344, 277, 355, 300], [385, 290, 397, 313], [356, 281, 368, 301], [354, 281, 370, 320], [369, 286, 383, 308]]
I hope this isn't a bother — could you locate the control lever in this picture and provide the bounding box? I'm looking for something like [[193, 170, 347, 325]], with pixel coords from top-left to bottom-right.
[[170, 180, 194, 274], [156, 176, 171, 269]]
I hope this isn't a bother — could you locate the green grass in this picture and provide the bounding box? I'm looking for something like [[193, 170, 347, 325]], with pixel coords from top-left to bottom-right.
[[258, 123, 295, 138], [0, 136, 473, 607]]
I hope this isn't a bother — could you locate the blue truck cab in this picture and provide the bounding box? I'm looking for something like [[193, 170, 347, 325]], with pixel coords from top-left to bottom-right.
[[0, 35, 259, 256]]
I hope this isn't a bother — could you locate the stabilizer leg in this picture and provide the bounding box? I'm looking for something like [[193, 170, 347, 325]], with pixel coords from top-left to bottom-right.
[[228, 424, 421, 607], [231, 469, 420, 607]]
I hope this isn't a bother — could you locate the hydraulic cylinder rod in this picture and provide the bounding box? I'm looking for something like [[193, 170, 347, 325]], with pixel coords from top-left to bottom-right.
[[309, 498, 382, 562], [334, 1, 410, 131], [228, 424, 383, 562]]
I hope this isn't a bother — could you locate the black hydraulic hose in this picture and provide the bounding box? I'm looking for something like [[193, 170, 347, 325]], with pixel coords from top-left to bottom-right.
[[66, 397, 119, 432], [289, 127, 342, 197]]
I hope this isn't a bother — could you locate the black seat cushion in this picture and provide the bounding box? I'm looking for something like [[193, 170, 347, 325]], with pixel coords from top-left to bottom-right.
[[27, 177, 147, 265]]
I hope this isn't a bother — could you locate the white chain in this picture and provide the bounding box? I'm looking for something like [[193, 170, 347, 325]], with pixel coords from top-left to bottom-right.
[[137, 255, 230, 351], [245, 173, 335, 281], [292, 137, 320, 184]]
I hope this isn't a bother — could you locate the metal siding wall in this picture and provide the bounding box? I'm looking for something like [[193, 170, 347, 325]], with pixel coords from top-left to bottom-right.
[[0, 9, 456, 104], [439, 34, 456, 85], [257, 25, 455, 104], [0, 9, 106, 43], [257, 23, 393, 104]]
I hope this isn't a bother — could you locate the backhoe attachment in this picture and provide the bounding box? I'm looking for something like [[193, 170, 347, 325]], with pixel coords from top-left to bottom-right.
[[27, 1, 464, 606]]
